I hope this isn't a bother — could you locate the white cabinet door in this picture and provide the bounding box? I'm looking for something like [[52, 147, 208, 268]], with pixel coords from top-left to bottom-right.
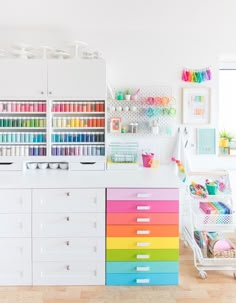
[[33, 237, 105, 262], [0, 238, 31, 262], [47, 59, 106, 99], [0, 263, 32, 285], [33, 213, 105, 237], [0, 59, 47, 99], [0, 189, 31, 213], [33, 261, 105, 285], [32, 188, 105, 213], [0, 214, 31, 237]]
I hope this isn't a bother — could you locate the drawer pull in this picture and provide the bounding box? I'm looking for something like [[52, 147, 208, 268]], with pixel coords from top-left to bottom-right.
[[66, 216, 70, 221], [66, 265, 70, 271], [136, 218, 150, 223], [136, 193, 151, 198], [66, 241, 70, 246], [137, 242, 150, 247], [136, 230, 150, 235], [136, 254, 150, 259], [136, 266, 150, 272], [137, 205, 150, 211], [136, 278, 150, 284], [66, 192, 70, 197]]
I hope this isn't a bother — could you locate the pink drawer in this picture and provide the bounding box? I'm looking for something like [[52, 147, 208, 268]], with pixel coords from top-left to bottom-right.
[[107, 200, 178, 213], [107, 188, 178, 201]]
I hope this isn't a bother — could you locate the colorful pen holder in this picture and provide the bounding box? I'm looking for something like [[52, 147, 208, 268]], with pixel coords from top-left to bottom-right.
[[206, 183, 218, 195], [142, 153, 154, 168]]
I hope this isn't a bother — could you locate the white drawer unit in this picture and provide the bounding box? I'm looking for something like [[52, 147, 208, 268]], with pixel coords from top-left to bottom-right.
[[33, 237, 105, 262], [0, 189, 31, 213], [0, 214, 31, 237], [0, 238, 31, 262], [32, 213, 105, 238], [33, 261, 105, 285], [32, 188, 105, 213], [0, 263, 32, 285]]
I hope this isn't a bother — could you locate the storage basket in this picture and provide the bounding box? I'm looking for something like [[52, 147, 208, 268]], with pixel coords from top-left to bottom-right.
[[207, 238, 236, 258]]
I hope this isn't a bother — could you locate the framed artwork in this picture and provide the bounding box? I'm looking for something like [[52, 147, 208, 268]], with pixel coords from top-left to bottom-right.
[[182, 87, 210, 124], [110, 117, 121, 133], [197, 128, 216, 154]]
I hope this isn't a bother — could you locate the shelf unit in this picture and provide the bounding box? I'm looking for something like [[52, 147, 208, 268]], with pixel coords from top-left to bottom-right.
[[182, 171, 236, 279]]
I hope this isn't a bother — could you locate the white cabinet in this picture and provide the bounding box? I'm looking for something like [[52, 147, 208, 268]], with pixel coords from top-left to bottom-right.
[[32, 188, 105, 285], [0, 189, 32, 285], [0, 60, 47, 99]]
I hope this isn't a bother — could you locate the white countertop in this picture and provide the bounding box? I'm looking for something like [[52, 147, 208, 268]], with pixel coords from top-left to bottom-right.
[[0, 165, 179, 189]]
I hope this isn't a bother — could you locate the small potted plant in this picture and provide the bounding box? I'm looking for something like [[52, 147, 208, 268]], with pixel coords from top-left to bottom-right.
[[219, 130, 233, 148], [125, 89, 131, 101]]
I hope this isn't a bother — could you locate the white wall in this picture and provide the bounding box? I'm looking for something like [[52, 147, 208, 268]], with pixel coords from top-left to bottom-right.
[[0, 0, 235, 163]]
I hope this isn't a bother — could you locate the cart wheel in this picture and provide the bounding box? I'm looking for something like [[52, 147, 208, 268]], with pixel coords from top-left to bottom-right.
[[199, 271, 207, 279], [184, 240, 188, 247], [233, 272, 236, 280]]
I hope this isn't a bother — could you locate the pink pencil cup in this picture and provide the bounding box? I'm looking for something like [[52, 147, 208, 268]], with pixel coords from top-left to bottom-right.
[[142, 153, 154, 168]]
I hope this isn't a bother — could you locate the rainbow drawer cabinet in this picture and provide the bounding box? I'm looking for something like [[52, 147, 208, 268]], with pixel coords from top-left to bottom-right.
[[106, 188, 179, 286]]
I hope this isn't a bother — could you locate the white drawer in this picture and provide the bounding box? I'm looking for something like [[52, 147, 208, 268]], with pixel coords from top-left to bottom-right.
[[0, 238, 31, 262], [0, 189, 31, 213], [0, 262, 31, 285], [32, 189, 105, 213], [33, 213, 105, 237], [33, 237, 105, 262], [0, 214, 31, 237], [33, 261, 105, 285]]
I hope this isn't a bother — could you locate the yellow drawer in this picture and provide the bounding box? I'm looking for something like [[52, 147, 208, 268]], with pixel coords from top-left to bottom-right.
[[107, 237, 179, 249]]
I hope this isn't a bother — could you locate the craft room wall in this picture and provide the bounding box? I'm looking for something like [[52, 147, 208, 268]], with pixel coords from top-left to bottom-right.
[[0, 0, 235, 163]]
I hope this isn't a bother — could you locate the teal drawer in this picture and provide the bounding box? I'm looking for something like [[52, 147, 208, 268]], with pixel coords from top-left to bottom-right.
[[106, 261, 179, 274], [106, 273, 178, 286]]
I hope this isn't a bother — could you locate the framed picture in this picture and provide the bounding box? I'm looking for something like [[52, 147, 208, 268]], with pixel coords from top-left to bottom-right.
[[197, 128, 216, 154], [110, 117, 121, 133], [182, 87, 210, 124]]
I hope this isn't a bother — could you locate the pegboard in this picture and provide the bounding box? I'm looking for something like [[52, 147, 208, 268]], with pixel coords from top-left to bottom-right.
[[107, 85, 177, 136]]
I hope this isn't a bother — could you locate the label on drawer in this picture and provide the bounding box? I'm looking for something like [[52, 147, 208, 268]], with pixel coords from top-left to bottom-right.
[[136, 218, 150, 223]]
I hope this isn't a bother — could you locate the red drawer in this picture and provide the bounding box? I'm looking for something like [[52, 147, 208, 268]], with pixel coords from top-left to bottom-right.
[[107, 213, 179, 225]]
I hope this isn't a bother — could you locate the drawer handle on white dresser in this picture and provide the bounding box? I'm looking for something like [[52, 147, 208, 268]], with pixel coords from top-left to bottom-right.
[[66, 241, 70, 246], [136, 230, 150, 235], [66, 216, 70, 221], [137, 242, 150, 247], [136, 266, 150, 272], [66, 265, 70, 271], [136, 278, 150, 284], [136, 254, 150, 259], [137, 205, 150, 211], [136, 218, 150, 223], [66, 192, 70, 197], [136, 193, 151, 198]]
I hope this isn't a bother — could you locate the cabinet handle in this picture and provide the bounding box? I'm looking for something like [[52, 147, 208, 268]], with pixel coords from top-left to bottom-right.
[[136, 218, 150, 223], [66, 192, 70, 197], [66, 265, 70, 271], [136, 193, 151, 198], [66, 216, 70, 221], [48, 91, 52, 95], [136, 266, 150, 272], [136, 242, 150, 247], [66, 241, 70, 246], [136, 254, 150, 259], [136, 230, 150, 235], [137, 205, 150, 211], [136, 278, 150, 284], [40, 91, 44, 95]]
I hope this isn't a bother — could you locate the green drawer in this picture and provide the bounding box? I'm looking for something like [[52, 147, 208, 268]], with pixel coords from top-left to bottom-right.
[[106, 249, 179, 261]]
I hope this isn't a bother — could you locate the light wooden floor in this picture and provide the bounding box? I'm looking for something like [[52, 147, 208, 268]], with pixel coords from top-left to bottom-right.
[[0, 241, 236, 303]]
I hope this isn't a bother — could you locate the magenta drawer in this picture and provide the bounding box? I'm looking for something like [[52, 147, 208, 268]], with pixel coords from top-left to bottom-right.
[[107, 200, 178, 213], [107, 188, 178, 201]]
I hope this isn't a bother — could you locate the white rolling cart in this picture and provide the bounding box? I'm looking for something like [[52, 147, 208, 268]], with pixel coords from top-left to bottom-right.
[[182, 170, 236, 279]]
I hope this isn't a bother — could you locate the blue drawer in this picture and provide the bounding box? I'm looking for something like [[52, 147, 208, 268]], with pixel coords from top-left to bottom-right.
[[106, 273, 178, 286], [106, 261, 179, 274]]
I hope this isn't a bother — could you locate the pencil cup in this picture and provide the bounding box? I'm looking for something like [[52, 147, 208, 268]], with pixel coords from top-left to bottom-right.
[[142, 153, 154, 168]]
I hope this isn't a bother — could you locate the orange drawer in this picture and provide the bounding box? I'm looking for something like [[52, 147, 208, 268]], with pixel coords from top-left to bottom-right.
[[107, 213, 178, 225], [106, 225, 179, 237]]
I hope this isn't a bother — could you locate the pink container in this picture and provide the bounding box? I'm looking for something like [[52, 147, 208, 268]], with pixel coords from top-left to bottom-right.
[[142, 153, 154, 168]]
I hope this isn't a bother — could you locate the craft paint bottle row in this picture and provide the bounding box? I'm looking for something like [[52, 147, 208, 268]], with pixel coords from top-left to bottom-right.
[[0, 117, 46, 128], [0, 132, 46, 143], [52, 102, 105, 113], [52, 117, 105, 128], [51, 145, 105, 156], [0, 102, 46, 112], [0, 145, 46, 156], [52, 132, 104, 143]]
